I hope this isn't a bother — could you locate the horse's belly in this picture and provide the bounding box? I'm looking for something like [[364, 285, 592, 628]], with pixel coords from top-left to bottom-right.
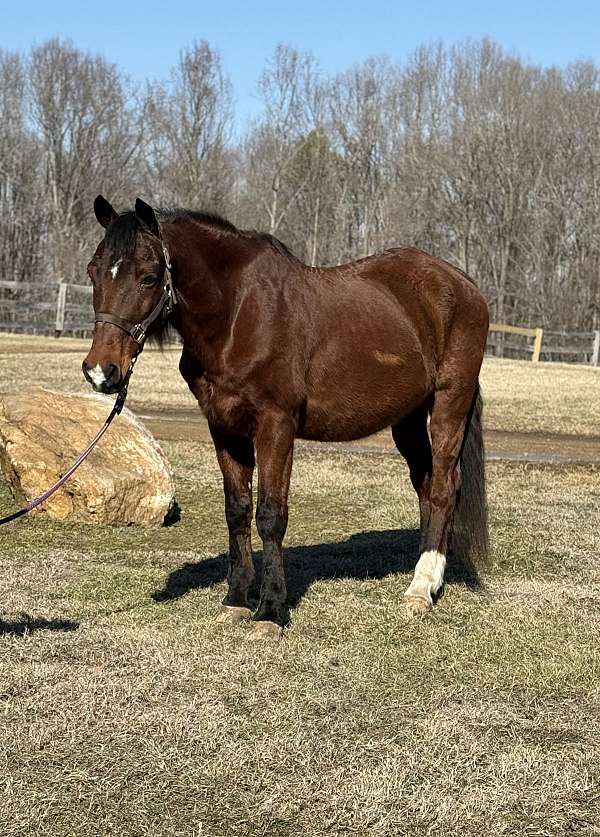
[[299, 405, 401, 442], [300, 347, 431, 442]]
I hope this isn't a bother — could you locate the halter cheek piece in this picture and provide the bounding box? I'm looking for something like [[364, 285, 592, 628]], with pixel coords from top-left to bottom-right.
[[94, 241, 177, 352]]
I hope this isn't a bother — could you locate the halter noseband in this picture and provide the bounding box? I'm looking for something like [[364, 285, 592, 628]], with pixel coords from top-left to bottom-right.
[[94, 240, 177, 349]]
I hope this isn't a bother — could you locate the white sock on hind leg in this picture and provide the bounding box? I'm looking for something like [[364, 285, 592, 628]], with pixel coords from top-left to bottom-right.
[[404, 550, 446, 603]]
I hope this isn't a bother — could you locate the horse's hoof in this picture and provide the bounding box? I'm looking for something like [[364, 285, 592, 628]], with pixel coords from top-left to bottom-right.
[[216, 606, 252, 624], [246, 621, 283, 641], [405, 595, 432, 616]]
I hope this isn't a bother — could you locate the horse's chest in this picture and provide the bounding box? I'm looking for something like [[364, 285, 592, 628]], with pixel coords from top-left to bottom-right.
[[194, 375, 255, 435]]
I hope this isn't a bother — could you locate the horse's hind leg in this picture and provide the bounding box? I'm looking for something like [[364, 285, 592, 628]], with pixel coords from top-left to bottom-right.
[[402, 384, 476, 615], [392, 403, 432, 553], [210, 427, 256, 624]]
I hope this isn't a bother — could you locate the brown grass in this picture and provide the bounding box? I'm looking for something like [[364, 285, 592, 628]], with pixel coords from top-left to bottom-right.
[[480, 357, 600, 437], [0, 334, 191, 411]]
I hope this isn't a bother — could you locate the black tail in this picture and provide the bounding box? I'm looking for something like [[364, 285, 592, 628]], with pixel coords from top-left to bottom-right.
[[451, 385, 490, 571]]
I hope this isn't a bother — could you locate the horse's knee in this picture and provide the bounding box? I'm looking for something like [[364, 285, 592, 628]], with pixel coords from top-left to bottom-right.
[[225, 493, 252, 534], [256, 497, 287, 542]]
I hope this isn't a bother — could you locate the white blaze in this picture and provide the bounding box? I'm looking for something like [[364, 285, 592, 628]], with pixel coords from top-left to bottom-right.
[[110, 258, 123, 279]]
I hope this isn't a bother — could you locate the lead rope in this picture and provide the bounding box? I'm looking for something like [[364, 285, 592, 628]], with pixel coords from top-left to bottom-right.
[[0, 358, 136, 527]]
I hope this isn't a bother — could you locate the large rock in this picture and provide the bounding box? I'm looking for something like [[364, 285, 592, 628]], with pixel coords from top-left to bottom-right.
[[0, 387, 175, 526]]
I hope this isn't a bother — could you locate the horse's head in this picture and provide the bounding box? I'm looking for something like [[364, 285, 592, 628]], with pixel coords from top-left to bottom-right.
[[83, 195, 173, 394]]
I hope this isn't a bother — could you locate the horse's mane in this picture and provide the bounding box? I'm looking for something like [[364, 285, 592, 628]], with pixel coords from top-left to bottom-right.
[[161, 208, 298, 261], [103, 207, 297, 262]]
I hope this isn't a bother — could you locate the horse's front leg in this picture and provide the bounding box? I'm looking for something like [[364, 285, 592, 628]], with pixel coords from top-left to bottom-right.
[[210, 427, 256, 624], [248, 410, 295, 641]]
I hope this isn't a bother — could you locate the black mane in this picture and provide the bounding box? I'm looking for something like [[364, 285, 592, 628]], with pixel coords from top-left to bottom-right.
[[104, 207, 297, 262], [158, 207, 239, 235], [161, 207, 298, 260]]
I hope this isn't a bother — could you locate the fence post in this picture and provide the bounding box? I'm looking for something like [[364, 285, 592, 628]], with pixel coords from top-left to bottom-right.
[[532, 327, 543, 363], [592, 331, 600, 367], [55, 282, 67, 337]]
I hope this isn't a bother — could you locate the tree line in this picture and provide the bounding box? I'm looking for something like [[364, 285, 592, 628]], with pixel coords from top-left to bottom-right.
[[1, 37, 599, 331]]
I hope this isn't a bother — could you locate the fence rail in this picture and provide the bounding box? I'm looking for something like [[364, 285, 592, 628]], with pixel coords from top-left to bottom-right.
[[487, 323, 544, 362], [486, 322, 599, 365]]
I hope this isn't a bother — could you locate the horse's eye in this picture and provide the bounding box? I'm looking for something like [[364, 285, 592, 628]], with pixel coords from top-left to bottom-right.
[[140, 275, 159, 288]]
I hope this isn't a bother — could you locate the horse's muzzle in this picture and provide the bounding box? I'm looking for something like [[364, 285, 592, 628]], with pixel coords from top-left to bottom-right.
[[82, 360, 123, 394]]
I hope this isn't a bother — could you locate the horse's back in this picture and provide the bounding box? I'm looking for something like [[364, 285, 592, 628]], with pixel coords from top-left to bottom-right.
[[370, 246, 490, 381], [357, 246, 486, 324]]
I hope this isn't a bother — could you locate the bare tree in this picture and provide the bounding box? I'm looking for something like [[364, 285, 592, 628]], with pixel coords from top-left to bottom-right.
[[241, 45, 324, 236], [327, 57, 397, 259], [285, 128, 343, 265], [28, 39, 138, 279], [143, 41, 233, 212], [0, 50, 45, 284], [1, 35, 600, 337]]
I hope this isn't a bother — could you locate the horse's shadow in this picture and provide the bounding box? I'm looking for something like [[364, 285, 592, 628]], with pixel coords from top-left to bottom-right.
[[0, 615, 79, 637], [152, 528, 480, 608]]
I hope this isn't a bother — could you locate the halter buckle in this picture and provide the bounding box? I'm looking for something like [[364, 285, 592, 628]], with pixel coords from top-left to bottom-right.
[[131, 324, 146, 345]]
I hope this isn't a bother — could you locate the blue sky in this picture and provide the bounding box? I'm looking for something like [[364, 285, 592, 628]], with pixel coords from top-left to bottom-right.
[[3, 0, 600, 130]]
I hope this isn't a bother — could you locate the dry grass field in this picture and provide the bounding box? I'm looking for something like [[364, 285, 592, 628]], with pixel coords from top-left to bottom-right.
[[1, 334, 599, 836], [480, 357, 600, 437]]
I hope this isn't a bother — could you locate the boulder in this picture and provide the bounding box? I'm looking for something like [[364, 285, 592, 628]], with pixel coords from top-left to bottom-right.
[[0, 387, 175, 526]]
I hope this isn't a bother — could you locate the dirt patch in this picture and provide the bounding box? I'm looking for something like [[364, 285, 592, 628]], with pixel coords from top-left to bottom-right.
[[484, 428, 600, 464], [131, 406, 600, 465]]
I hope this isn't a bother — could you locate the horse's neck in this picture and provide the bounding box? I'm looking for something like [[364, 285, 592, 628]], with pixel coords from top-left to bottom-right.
[[164, 222, 248, 370]]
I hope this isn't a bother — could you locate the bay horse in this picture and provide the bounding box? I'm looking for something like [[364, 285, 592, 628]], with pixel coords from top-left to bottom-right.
[[83, 196, 490, 640]]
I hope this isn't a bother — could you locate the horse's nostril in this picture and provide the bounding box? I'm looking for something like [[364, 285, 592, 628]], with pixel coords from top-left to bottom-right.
[[105, 363, 120, 385]]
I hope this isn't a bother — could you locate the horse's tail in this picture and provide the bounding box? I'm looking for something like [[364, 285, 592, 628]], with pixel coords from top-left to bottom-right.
[[451, 384, 490, 571]]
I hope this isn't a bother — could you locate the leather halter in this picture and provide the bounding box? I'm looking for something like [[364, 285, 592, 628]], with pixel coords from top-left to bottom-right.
[[94, 239, 177, 349]]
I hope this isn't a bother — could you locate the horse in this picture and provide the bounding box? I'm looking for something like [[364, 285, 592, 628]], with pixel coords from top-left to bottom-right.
[[83, 195, 490, 640]]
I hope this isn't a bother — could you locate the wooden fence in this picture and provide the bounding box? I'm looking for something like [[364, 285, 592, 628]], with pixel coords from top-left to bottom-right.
[[539, 329, 600, 365], [488, 323, 544, 362], [0, 280, 93, 336], [487, 323, 600, 365], [53, 282, 94, 336]]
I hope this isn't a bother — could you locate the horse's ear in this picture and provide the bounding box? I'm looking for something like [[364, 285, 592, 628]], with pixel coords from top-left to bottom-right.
[[135, 198, 159, 237], [94, 195, 117, 229]]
